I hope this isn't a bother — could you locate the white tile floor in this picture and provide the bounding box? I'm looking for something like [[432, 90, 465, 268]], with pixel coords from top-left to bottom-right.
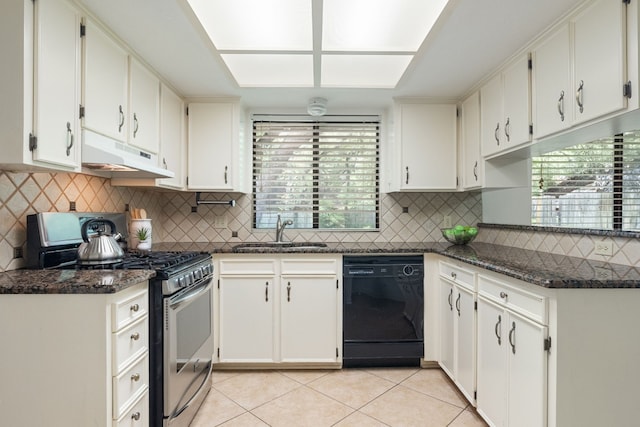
[[191, 368, 488, 427]]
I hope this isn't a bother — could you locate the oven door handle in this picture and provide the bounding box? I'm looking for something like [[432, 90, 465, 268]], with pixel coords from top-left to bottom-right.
[[168, 279, 212, 310], [172, 360, 213, 420]]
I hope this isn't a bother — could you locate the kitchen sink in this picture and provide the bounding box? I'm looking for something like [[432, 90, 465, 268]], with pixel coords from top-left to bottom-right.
[[232, 242, 328, 252]]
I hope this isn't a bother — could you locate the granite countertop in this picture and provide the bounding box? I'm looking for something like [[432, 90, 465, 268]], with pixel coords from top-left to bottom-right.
[[0, 269, 156, 294], [153, 241, 640, 289], [3, 241, 640, 294]]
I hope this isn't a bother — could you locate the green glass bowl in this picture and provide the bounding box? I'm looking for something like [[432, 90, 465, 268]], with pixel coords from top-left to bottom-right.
[[441, 227, 477, 245]]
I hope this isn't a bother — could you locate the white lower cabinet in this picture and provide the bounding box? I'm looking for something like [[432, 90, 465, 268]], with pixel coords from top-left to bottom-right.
[[476, 274, 548, 427], [216, 255, 341, 366], [0, 282, 149, 427], [438, 261, 476, 404]]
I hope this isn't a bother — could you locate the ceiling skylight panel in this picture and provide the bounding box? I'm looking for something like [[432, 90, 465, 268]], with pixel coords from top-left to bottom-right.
[[187, 0, 313, 51], [221, 54, 314, 87], [321, 55, 413, 88], [322, 0, 449, 52]]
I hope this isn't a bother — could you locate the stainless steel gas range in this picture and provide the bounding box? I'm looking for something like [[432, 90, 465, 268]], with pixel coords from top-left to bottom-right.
[[26, 212, 214, 427]]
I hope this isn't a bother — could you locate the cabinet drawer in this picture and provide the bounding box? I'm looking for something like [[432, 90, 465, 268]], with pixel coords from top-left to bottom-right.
[[112, 316, 148, 374], [478, 275, 547, 324], [112, 289, 148, 332], [219, 259, 277, 275], [113, 353, 149, 419], [439, 261, 475, 291], [114, 390, 148, 427], [281, 258, 339, 275]]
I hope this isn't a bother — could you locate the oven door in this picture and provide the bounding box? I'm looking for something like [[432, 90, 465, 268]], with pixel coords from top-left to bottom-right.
[[164, 279, 213, 426]]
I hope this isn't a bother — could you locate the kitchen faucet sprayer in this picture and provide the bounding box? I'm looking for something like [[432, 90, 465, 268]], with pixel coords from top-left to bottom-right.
[[275, 214, 293, 242]]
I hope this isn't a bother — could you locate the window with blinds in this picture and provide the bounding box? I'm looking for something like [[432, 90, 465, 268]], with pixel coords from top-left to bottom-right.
[[252, 117, 380, 230], [531, 131, 640, 231]]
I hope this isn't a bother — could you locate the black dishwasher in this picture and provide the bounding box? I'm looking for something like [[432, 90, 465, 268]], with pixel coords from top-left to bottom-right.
[[343, 255, 424, 367]]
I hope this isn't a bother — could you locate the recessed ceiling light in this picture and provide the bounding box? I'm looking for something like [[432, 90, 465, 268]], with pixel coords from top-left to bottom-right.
[[186, 0, 449, 88], [221, 54, 314, 87]]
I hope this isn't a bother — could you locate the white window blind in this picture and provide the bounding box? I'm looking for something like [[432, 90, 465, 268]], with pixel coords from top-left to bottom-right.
[[532, 131, 640, 231], [253, 117, 380, 230]]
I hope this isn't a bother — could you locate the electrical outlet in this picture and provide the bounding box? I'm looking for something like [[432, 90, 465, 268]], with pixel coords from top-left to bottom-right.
[[594, 266, 613, 280], [13, 247, 23, 259], [594, 240, 614, 256], [443, 215, 452, 228], [212, 214, 227, 229]]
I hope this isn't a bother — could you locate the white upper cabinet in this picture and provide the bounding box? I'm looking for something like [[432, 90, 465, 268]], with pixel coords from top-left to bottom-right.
[[481, 54, 531, 158], [83, 19, 129, 143], [0, 0, 81, 172], [32, 0, 81, 169], [390, 102, 457, 191], [460, 91, 483, 189], [533, 0, 627, 139], [157, 84, 186, 190], [128, 58, 160, 154], [532, 24, 571, 139], [572, 0, 627, 124], [187, 101, 244, 192]]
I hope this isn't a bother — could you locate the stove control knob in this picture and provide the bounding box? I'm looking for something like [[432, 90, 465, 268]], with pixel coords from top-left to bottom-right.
[[186, 273, 194, 286], [178, 276, 186, 287], [194, 269, 202, 280]]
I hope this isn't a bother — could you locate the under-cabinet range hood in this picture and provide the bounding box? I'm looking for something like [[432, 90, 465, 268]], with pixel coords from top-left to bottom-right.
[[81, 130, 174, 179]]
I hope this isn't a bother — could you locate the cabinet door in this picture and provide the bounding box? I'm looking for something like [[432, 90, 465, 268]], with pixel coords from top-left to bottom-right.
[[476, 297, 507, 427], [461, 92, 482, 189], [280, 276, 338, 363], [480, 74, 503, 158], [507, 311, 548, 427], [502, 55, 531, 149], [218, 276, 275, 362], [32, 0, 80, 169], [398, 103, 457, 190], [187, 102, 237, 191], [83, 19, 128, 142], [128, 58, 159, 154], [158, 84, 185, 189], [533, 24, 571, 139], [455, 285, 476, 404], [438, 279, 455, 378], [572, 0, 626, 124]]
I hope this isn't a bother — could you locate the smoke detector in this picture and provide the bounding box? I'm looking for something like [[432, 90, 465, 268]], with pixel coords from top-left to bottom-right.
[[307, 97, 327, 116]]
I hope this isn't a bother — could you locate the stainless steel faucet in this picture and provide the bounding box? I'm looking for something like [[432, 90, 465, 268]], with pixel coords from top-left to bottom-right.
[[275, 214, 293, 242]]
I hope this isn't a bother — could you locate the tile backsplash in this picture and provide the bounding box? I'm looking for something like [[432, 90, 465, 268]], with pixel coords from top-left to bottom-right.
[[0, 170, 482, 271], [2, 169, 637, 272]]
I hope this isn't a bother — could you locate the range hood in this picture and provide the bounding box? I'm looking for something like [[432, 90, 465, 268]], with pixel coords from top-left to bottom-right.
[[81, 130, 174, 179]]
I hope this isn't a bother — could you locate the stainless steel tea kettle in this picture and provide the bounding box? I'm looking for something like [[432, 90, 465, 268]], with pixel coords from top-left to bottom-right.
[[77, 218, 125, 265]]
